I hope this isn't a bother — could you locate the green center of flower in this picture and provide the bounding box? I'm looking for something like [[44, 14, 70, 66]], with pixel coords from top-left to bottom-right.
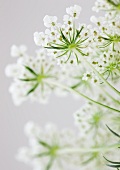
[[107, 63, 117, 71], [68, 43, 77, 50], [37, 74, 48, 83], [20, 65, 52, 95], [112, 35, 120, 43], [45, 25, 89, 63], [50, 145, 59, 156], [91, 112, 102, 126]]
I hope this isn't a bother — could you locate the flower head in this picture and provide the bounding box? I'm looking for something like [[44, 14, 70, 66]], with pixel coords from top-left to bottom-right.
[[91, 16, 120, 51], [74, 94, 115, 140], [5, 47, 65, 105], [43, 15, 58, 28], [93, 0, 120, 18], [34, 32, 48, 46], [34, 5, 93, 65], [16, 122, 83, 170], [66, 5, 81, 19], [91, 50, 120, 82], [11, 45, 27, 57]]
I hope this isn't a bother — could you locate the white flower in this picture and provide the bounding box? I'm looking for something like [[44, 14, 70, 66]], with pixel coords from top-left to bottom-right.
[[63, 15, 73, 26], [34, 6, 93, 65], [9, 81, 29, 105], [91, 15, 120, 52], [66, 5, 81, 19], [35, 48, 47, 58], [34, 32, 48, 46], [24, 121, 42, 138], [43, 15, 58, 28], [16, 122, 84, 170], [92, 0, 120, 18], [11, 45, 27, 57], [92, 50, 120, 83], [5, 64, 22, 78], [74, 94, 117, 141], [6, 47, 67, 105], [16, 147, 32, 164]]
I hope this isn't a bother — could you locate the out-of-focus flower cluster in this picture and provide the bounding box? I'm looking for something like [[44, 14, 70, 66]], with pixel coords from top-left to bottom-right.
[[16, 122, 84, 170], [93, 0, 120, 18], [5, 46, 68, 105], [17, 118, 120, 170], [74, 94, 120, 139]]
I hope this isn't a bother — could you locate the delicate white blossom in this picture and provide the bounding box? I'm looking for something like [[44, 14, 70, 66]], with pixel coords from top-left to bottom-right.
[[5, 47, 66, 105], [16, 122, 84, 170], [34, 5, 94, 65], [66, 5, 81, 19], [91, 15, 120, 51], [11, 45, 27, 57], [43, 15, 58, 28], [93, 0, 120, 18], [74, 94, 120, 140], [34, 32, 48, 46]]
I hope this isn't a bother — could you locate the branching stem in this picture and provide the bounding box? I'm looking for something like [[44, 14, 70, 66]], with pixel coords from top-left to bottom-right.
[[48, 81, 120, 113]]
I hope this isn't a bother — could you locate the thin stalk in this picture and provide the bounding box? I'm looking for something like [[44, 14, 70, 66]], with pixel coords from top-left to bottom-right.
[[99, 86, 120, 105], [57, 143, 120, 155], [74, 49, 120, 96], [48, 81, 120, 113]]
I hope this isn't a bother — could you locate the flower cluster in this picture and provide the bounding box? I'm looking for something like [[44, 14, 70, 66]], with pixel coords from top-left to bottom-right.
[[74, 95, 120, 140], [82, 49, 120, 83], [34, 5, 94, 65], [10, 45, 27, 57], [91, 16, 120, 51], [93, 0, 120, 18], [5, 46, 66, 105], [16, 122, 84, 170], [92, 50, 120, 82]]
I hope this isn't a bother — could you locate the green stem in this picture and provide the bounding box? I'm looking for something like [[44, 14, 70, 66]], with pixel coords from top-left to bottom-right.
[[57, 143, 120, 155], [74, 49, 120, 96], [49, 81, 120, 113]]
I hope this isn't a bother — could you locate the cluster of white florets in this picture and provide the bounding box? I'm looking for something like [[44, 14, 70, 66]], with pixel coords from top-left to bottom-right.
[[74, 95, 118, 140], [93, 0, 120, 18], [34, 5, 95, 65], [5, 45, 67, 105], [91, 15, 120, 51], [16, 122, 85, 170]]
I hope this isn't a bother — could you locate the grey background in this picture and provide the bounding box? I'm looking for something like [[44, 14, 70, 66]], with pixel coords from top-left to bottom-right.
[[0, 0, 96, 169]]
